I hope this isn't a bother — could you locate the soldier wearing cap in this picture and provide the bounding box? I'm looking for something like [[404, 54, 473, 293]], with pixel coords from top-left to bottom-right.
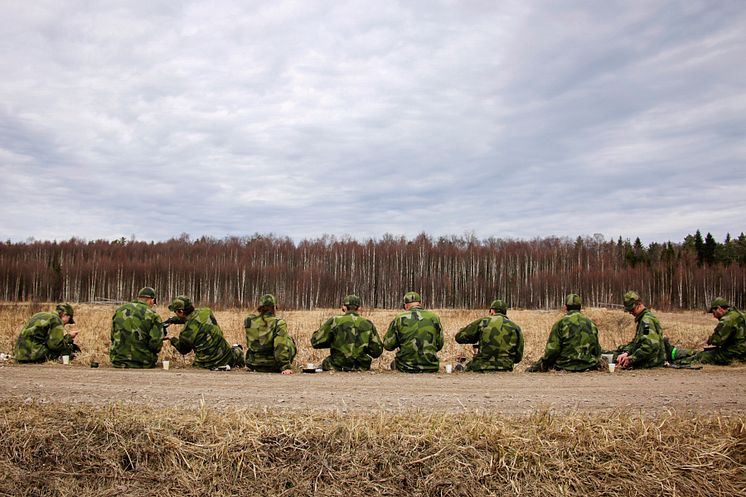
[[311, 295, 384, 371], [14, 303, 80, 363], [670, 297, 746, 365], [455, 299, 524, 372], [611, 291, 666, 369], [383, 291, 444, 373], [165, 295, 244, 369], [110, 287, 164, 368], [527, 294, 601, 372], [244, 294, 296, 374]]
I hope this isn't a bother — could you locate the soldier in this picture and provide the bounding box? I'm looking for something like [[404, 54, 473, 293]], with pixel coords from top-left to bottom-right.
[[165, 296, 244, 369], [670, 297, 746, 365], [311, 294, 383, 371], [527, 294, 601, 372], [14, 303, 80, 363], [110, 287, 164, 368], [611, 291, 666, 369], [455, 298, 524, 372], [244, 294, 296, 374], [383, 291, 444, 373]]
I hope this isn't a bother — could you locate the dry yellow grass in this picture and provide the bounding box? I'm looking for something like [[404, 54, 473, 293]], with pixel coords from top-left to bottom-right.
[[0, 302, 717, 370]]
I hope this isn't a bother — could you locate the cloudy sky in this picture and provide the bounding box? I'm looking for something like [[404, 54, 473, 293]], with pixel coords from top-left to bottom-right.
[[1, 0, 744, 244]]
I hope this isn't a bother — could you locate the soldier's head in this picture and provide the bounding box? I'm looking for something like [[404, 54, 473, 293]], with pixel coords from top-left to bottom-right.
[[258, 293, 276, 314], [565, 293, 582, 312], [623, 291, 643, 315], [708, 297, 730, 319], [168, 295, 194, 317], [489, 299, 508, 315], [402, 291, 422, 310], [342, 294, 361, 311], [137, 286, 157, 306], [55, 303, 75, 324]]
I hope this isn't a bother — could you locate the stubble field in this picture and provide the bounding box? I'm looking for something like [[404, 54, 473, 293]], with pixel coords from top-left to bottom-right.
[[1, 303, 744, 496]]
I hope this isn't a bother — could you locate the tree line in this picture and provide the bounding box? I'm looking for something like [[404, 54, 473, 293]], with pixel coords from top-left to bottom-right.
[[1, 230, 745, 310]]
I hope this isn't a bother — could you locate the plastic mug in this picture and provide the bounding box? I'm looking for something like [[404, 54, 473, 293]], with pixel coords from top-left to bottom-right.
[[306, 363, 315, 369], [445, 364, 452, 373], [608, 363, 616, 373], [62, 355, 70, 365], [162, 360, 170, 370]]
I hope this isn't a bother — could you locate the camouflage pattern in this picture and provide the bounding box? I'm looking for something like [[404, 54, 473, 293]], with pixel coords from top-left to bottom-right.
[[110, 300, 164, 368], [14, 311, 76, 363], [383, 305, 444, 373], [343, 294, 362, 307], [137, 287, 156, 299], [708, 297, 730, 312], [489, 299, 508, 314], [613, 308, 666, 368], [244, 312, 296, 372], [169, 308, 244, 369], [311, 310, 383, 371], [259, 294, 277, 306], [533, 310, 601, 372], [403, 291, 422, 304], [623, 291, 641, 311], [565, 293, 582, 306], [674, 307, 746, 365], [55, 303, 76, 324], [455, 312, 524, 371]]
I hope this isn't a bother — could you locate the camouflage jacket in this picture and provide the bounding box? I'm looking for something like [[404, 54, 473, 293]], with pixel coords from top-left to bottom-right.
[[708, 307, 746, 360], [170, 308, 239, 369], [110, 300, 164, 368], [455, 312, 524, 371], [311, 310, 383, 371], [244, 312, 296, 372], [616, 308, 666, 368], [383, 306, 443, 373], [537, 310, 601, 372], [14, 312, 76, 363]]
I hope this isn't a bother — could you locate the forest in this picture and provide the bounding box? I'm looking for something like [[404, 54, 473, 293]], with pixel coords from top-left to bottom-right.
[[0, 230, 744, 310]]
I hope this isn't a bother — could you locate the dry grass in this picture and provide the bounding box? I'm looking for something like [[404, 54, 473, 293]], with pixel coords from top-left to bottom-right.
[[0, 400, 743, 497], [0, 303, 717, 369]]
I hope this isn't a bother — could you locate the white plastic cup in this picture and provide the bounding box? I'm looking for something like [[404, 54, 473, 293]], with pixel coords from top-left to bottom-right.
[[61, 355, 70, 365], [445, 364, 452, 373], [306, 363, 315, 369], [608, 363, 616, 373], [162, 360, 170, 370]]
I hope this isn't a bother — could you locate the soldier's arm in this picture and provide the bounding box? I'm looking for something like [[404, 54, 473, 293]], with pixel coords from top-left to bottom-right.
[[273, 331, 296, 371], [540, 321, 563, 367], [382, 319, 399, 351], [147, 313, 165, 353], [46, 321, 68, 353], [310, 317, 334, 349], [514, 326, 525, 364], [367, 323, 384, 358], [707, 318, 732, 347], [455, 318, 481, 344], [627, 319, 661, 365], [170, 327, 195, 355], [434, 317, 444, 352]]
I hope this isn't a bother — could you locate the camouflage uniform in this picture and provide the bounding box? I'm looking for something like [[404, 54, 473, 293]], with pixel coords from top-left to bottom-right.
[[383, 292, 444, 373], [244, 294, 296, 372], [168, 298, 244, 369], [14, 305, 77, 363], [110, 288, 164, 368], [311, 296, 383, 371], [674, 299, 746, 365], [613, 308, 666, 368], [455, 299, 524, 372], [533, 308, 601, 372]]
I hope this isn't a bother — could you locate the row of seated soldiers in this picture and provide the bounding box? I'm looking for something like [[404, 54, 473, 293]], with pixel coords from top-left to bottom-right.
[[12, 288, 746, 373]]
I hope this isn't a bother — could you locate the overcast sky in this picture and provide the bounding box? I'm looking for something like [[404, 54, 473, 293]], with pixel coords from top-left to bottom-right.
[[1, 0, 744, 244]]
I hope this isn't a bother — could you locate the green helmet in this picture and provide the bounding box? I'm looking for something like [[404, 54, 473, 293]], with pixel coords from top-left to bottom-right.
[[137, 286, 156, 299], [168, 295, 192, 312], [55, 303, 75, 324], [565, 293, 582, 307], [343, 294, 362, 307], [708, 297, 730, 312], [623, 291, 641, 311], [403, 291, 422, 304], [259, 294, 277, 306], [489, 299, 508, 314]]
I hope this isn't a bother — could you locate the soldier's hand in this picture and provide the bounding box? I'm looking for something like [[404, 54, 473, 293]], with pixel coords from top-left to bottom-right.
[[281, 369, 294, 375], [617, 352, 630, 368], [67, 330, 79, 339]]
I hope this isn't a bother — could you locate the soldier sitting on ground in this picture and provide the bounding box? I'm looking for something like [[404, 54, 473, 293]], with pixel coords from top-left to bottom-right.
[[455, 298, 524, 372], [165, 296, 244, 370], [110, 286, 164, 368], [244, 294, 296, 374], [608, 291, 666, 369], [527, 294, 601, 372], [383, 291, 444, 373], [311, 294, 383, 371], [14, 303, 80, 363]]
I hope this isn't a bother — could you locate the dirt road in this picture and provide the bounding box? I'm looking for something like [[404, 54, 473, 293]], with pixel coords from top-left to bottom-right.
[[1, 363, 744, 415]]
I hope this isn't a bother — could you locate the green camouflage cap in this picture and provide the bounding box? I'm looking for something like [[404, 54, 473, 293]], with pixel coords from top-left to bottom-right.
[[343, 294, 362, 307], [489, 299, 508, 314], [168, 295, 192, 312], [403, 291, 422, 304], [623, 291, 641, 311], [55, 303, 75, 324], [708, 297, 730, 312], [137, 286, 156, 299], [565, 293, 582, 307], [259, 293, 277, 306]]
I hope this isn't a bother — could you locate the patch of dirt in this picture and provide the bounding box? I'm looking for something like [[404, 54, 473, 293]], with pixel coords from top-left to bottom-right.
[[2, 363, 744, 415]]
